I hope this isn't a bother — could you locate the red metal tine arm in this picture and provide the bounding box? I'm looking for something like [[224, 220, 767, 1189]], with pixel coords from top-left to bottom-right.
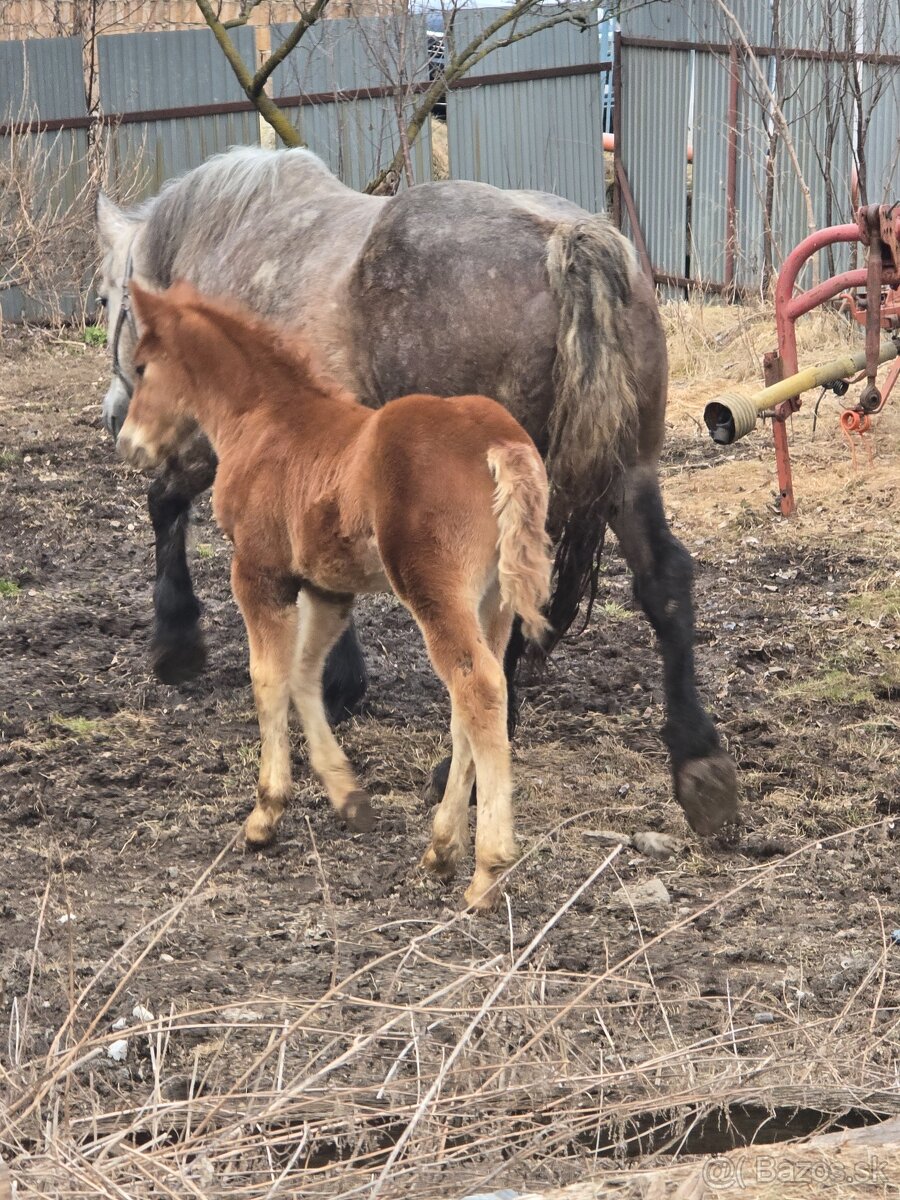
[[861, 205, 885, 409], [774, 224, 863, 375]]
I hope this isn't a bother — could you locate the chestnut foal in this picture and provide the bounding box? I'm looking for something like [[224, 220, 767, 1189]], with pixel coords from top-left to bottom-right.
[[117, 281, 552, 910]]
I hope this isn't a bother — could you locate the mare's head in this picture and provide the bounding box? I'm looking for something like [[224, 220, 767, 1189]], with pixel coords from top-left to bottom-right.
[[116, 281, 203, 471], [96, 193, 147, 438]]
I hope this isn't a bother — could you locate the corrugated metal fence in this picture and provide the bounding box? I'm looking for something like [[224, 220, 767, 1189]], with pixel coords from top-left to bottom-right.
[[617, 0, 900, 295], [447, 8, 609, 214], [0, 12, 611, 320], [6, 1, 900, 321], [0, 36, 90, 319]]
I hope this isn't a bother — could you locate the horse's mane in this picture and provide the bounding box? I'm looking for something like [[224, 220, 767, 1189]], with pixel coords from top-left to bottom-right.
[[136, 148, 346, 287]]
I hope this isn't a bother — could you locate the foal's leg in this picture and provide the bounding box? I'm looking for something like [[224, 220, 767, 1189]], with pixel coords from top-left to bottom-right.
[[610, 464, 738, 835], [418, 594, 517, 911], [290, 590, 375, 833], [231, 560, 299, 847], [426, 615, 522, 808], [147, 437, 217, 684], [420, 707, 474, 880]]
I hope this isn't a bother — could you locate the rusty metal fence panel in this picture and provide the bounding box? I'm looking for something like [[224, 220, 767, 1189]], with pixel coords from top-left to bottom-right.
[[446, 7, 608, 213], [774, 58, 855, 274], [0, 35, 89, 321], [98, 26, 260, 201], [619, 43, 690, 288], [270, 15, 432, 190], [618, 0, 900, 294]]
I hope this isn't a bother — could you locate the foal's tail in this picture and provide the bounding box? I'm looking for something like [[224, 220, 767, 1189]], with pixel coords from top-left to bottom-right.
[[487, 443, 552, 644], [543, 217, 641, 640]]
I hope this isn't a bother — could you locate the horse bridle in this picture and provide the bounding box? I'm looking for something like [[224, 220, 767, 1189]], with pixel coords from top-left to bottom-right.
[[110, 243, 138, 400]]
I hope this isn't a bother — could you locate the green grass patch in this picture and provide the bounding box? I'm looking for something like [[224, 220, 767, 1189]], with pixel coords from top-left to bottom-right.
[[783, 670, 875, 705], [847, 587, 900, 622], [597, 600, 634, 623], [781, 654, 900, 707], [0, 578, 21, 597], [0, 449, 21, 469], [197, 544, 215, 559], [51, 715, 105, 738], [83, 325, 107, 347]]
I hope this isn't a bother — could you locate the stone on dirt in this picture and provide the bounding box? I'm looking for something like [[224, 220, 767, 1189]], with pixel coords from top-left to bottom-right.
[[613, 878, 671, 909]]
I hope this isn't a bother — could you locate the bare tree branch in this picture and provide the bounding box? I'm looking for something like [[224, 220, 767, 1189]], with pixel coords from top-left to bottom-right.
[[365, 3, 601, 195], [194, 0, 308, 147], [250, 0, 331, 97]]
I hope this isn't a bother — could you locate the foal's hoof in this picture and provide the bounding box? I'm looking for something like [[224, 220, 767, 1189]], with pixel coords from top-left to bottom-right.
[[342, 790, 376, 834], [675, 750, 739, 836], [151, 626, 208, 685], [243, 807, 279, 848], [421, 840, 464, 882], [424, 757, 477, 808], [463, 875, 502, 914]]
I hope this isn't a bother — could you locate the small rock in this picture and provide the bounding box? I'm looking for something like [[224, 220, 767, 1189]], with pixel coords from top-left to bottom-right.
[[112, 1017, 128, 1031], [584, 830, 633, 848], [461, 1192, 520, 1200], [160, 953, 174, 963], [890, 930, 900, 945], [743, 832, 791, 859], [223, 1006, 262, 1022], [632, 831, 681, 860], [107, 1038, 129, 1061], [613, 878, 671, 909], [754, 1012, 776, 1024], [132, 1005, 154, 1022]]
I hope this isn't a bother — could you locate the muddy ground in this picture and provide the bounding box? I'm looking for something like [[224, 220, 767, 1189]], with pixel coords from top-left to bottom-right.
[[1, 319, 899, 1196]]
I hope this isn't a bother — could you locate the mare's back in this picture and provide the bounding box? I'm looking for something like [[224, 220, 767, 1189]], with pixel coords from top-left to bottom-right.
[[344, 181, 578, 438]]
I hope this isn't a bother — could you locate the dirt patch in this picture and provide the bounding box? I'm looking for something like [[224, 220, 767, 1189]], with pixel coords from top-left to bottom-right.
[[1, 321, 899, 1196]]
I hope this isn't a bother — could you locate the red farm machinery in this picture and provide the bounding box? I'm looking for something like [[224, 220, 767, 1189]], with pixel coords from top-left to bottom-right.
[[704, 203, 900, 516]]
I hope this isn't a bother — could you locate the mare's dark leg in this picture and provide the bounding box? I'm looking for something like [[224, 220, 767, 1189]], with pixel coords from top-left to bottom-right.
[[426, 617, 523, 806], [148, 438, 217, 685], [610, 464, 738, 835], [323, 623, 369, 726]]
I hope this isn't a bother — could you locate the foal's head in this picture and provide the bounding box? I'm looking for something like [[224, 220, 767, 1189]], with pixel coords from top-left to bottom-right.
[[116, 281, 207, 470]]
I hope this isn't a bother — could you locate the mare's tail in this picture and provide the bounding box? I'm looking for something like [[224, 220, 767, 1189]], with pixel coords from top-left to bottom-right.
[[543, 217, 640, 642], [487, 443, 552, 643]]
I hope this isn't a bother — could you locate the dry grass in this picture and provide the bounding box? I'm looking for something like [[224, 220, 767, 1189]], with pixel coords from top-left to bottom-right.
[[4, 824, 900, 1198], [657, 295, 900, 549]]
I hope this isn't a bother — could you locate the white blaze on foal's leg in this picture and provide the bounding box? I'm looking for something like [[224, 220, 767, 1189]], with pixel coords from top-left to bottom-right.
[[290, 590, 375, 833], [231, 560, 299, 847]]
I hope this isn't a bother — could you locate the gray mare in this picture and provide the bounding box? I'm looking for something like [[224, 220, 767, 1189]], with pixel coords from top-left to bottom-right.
[[96, 146, 737, 836]]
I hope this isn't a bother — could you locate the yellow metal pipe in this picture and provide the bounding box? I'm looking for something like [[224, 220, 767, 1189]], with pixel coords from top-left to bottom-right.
[[704, 339, 900, 444]]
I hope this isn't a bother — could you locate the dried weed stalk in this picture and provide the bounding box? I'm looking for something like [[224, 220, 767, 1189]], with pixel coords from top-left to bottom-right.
[[3, 823, 898, 1198]]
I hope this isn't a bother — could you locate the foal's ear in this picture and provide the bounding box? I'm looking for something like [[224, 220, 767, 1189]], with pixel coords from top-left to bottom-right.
[[131, 281, 166, 331], [167, 278, 202, 306]]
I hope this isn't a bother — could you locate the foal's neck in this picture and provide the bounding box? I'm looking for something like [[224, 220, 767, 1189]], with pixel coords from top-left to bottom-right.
[[184, 321, 358, 451]]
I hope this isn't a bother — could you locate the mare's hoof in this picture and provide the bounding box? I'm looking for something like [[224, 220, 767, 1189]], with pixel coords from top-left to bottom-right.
[[343, 790, 376, 833], [151, 627, 207, 685], [424, 757, 477, 808], [675, 750, 739, 836]]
